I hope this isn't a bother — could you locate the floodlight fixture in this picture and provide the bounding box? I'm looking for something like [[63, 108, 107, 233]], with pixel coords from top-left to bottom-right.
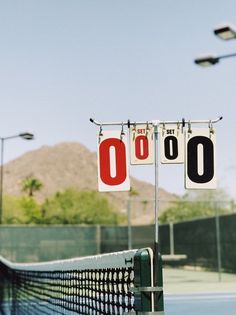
[[214, 24, 236, 40], [194, 52, 236, 67], [194, 55, 219, 67], [19, 132, 34, 140]]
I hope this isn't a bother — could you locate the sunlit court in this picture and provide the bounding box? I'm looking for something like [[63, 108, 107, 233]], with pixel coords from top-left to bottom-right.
[[164, 268, 236, 314]]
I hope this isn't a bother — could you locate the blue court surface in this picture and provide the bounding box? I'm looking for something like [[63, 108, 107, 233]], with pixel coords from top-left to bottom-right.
[[163, 266, 236, 314], [1, 293, 236, 315], [164, 292, 236, 315]]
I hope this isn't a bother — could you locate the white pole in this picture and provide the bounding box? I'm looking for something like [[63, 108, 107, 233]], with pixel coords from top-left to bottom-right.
[[154, 123, 159, 244]]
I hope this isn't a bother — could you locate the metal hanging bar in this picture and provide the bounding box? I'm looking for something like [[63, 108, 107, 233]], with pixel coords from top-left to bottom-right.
[[90, 116, 223, 127]]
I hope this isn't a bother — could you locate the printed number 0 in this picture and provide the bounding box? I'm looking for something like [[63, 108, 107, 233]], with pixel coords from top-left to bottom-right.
[[164, 136, 178, 160], [135, 135, 149, 160], [187, 136, 214, 183], [99, 138, 127, 185]]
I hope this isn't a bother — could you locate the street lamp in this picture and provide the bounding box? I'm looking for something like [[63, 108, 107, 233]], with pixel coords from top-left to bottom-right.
[[0, 132, 34, 224], [195, 23, 236, 67]]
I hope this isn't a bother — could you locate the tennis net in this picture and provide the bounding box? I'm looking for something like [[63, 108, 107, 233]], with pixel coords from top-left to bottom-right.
[[0, 248, 155, 315]]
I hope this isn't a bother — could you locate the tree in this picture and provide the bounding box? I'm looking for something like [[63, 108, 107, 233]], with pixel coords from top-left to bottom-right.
[[3, 188, 125, 225], [20, 196, 43, 224], [159, 189, 232, 224], [21, 176, 43, 197], [2, 195, 25, 224], [2, 194, 43, 224], [41, 189, 124, 225]]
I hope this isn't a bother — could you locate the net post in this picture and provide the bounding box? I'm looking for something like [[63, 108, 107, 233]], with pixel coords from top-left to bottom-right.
[[153, 243, 164, 312], [133, 249, 153, 312]]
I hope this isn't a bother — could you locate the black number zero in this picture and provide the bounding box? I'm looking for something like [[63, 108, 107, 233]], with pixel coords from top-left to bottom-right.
[[164, 136, 178, 160], [187, 136, 214, 184]]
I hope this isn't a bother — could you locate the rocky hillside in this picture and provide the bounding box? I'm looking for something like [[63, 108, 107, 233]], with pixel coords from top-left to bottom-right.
[[3, 142, 178, 225]]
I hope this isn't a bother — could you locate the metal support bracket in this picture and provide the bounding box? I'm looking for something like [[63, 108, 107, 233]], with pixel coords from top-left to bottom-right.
[[130, 286, 163, 293]]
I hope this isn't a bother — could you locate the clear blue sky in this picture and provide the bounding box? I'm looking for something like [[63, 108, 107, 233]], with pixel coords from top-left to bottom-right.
[[0, 0, 236, 198]]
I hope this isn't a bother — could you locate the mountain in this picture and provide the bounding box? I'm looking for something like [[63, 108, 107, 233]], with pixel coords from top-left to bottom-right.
[[3, 142, 178, 225]]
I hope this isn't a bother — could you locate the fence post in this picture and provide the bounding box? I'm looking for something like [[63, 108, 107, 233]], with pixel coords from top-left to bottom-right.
[[96, 225, 101, 255], [169, 222, 174, 255], [127, 198, 132, 250], [215, 204, 222, 282]]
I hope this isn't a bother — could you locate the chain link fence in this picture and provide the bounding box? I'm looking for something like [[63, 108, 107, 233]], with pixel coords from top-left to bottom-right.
[[0, 201, 235, 273]]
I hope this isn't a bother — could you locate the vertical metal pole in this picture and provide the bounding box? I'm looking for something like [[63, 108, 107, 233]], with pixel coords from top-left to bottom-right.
[[127, 197, 132, 250], [96, 225, 101, 254], [170, 222, 174, 256], [0, 139, 4, 225], [153, 123, 159, 311], [215, 203, 222, 282], [154, 124, 159, 245]]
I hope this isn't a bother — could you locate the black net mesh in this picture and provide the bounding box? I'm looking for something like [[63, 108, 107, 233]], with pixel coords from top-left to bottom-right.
[[0, 256, 135, 315]]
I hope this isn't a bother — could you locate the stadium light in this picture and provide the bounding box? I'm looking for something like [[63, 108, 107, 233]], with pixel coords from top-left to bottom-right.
[[194, 52, 236, 67], [194, 55, 219, 67], [214, 24, 236, 40], [0, 132, 34, 224], [195, 22, 236, 67]]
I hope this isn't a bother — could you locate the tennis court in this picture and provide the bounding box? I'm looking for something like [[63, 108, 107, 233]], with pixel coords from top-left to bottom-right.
[[165, 292, 236, 315], [164, 267, 236, 314]]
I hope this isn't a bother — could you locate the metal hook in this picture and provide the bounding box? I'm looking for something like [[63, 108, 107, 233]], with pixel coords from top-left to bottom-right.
[[146, 121, 150, 136], [182, 118, 185, 133], [99, 124, 103, 135], [132, 122, 136, 140], [120, 122, 125, 140], [177, 121, 180, 136], [162, 122, 166, 136], [209, 120, 214, 136], [98, 124, 103, 143], [127, 119, 131, 129], [188, 120, 192, 134]]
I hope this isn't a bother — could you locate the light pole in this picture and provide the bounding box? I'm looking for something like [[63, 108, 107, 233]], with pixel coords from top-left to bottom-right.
[[0, 132, 34, 224], [194, 23, 236, 67]]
